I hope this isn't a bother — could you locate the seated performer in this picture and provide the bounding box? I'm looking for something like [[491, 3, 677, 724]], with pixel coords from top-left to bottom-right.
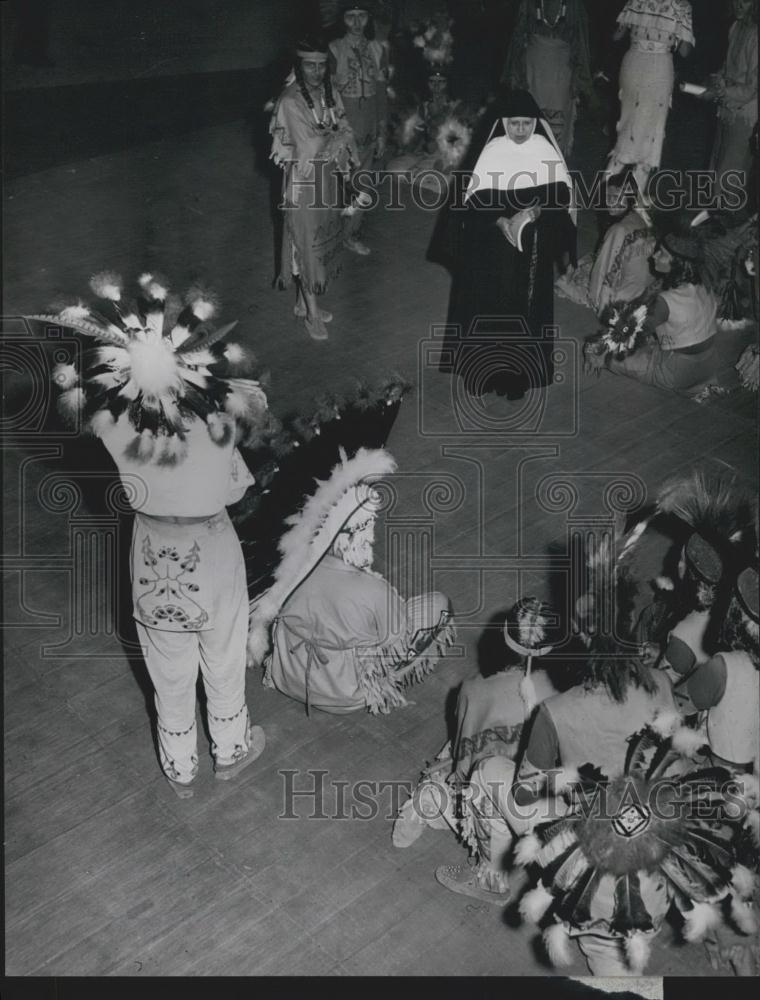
[[38, 273, 270, 797], [631, 466, 755, 718], [555, 171, 655, 315], [247, 447, 455, 715], [391, 598, 570, 860], [433, 633, 676, 928]]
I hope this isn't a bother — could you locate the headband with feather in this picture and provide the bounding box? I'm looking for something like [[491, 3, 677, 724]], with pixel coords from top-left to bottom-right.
[[504, 597, 558, 717], [32, 272, 270, 465]]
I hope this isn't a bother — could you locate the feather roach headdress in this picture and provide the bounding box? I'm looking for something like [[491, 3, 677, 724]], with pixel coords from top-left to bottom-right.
[[33, 272, 270, 465], [657, 465, 755, 597], [516, 724, 755, 973]]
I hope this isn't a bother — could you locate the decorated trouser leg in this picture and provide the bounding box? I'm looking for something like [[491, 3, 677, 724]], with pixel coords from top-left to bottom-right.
[[467, 756, 572, 890], [465, 756, 517, 893], [136, 623, 201, 785], [197, 541, 252, 766]]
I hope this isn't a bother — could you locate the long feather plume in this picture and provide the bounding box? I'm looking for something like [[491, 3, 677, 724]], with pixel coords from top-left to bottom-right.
[[543, 922, 574, 967]]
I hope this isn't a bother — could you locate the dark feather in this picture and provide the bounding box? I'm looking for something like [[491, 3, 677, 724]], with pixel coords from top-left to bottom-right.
[[611, 872, 655, 934], [556, 864, 604, 927], [26, 313, 128, 347], [176, 319, 239, 355]]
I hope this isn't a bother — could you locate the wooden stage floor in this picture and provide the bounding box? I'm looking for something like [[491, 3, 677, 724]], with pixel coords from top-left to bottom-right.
[[3, 95, 757, 976]]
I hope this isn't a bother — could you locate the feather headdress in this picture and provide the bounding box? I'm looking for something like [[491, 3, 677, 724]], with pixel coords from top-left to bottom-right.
[[34, 272, 269, 464], [247, 447, 398, 666], [516, 725, 750, 973]]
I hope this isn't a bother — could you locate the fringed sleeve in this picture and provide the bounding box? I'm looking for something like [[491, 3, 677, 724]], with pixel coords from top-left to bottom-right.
[[269, 92, 299, 170]]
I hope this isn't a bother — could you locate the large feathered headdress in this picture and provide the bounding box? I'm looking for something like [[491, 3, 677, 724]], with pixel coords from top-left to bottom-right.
[[247, 446, 398, 666], [515, 724, 757, 974], [32, 272, 270, 465]]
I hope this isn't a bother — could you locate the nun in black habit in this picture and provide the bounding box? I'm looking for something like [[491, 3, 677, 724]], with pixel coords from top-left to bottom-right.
[[443, 89, 577, 399]]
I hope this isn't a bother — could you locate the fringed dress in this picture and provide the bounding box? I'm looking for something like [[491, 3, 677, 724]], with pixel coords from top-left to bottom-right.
[[264, 555, 454, 714], [607, 0, 694, 179], [270, 81, 358, 295], [555, 209, 655, 314], [502, 0, 592, 156]]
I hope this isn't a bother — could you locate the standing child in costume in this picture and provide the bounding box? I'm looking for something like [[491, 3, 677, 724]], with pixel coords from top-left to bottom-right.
[[330, 3, 390, 256], [270, 37, 359, 341], [37, 273, 268, 797]]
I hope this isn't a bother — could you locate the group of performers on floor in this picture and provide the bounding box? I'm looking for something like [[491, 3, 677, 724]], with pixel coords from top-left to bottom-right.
[[32, 0, 759, 983], [38, 260, 760, 977]]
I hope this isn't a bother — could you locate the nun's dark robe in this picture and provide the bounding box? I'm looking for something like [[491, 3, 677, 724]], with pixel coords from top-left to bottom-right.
[[445, 176, 576, 398]]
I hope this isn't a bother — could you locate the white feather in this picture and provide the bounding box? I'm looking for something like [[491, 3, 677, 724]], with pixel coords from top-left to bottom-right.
[[59, 303, 90, 322], [89, 271, 122, 301], [170, 324, 191, 347], [731, 864, 757, 900], [58, 387, 85, 416], [519, 883, 554, 923], [119, 378, 140, 401], [160, 434, 187, 463], [180, 368, 208, 389], [672, 726, 707, 758], [224, 343, 245, 364], [738, 774, 760, 808], [190, 298, 215, 321], [247, 620, 272, 666], [651, 708, 681, 738], [543, 922, 573, 967], [127, 339, 181, 398], [89, 410, 116, 437], [206, 412, 229, 443], [745, 809, 760, 846], [654, 575, 675, 591], [137, 429, 155, 461], [683, 902, 723, 942], [519, 673, 538, 718], [53, 363, 78, 389], [120, 312, 142, 329], [514, 833, 543, 868], [731, 897, 759, 935], [625, 932, 652, 973]]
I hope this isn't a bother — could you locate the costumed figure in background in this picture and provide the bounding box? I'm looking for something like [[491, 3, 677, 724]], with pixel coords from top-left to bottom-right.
[[386, 69, 478, 193], [330, 3, 390, 256], [445, 88, 577, 399], [605, 0, 694, 194], [34, 274, 271, 797], [502, 0, 592, 157], [584, 210, 757, 400], [555, 170, 656, 316], [270, 37, 359, 342], [246, 446, 455, 715], [649, 487, 760, 975], [701, 0, 758, 186]]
